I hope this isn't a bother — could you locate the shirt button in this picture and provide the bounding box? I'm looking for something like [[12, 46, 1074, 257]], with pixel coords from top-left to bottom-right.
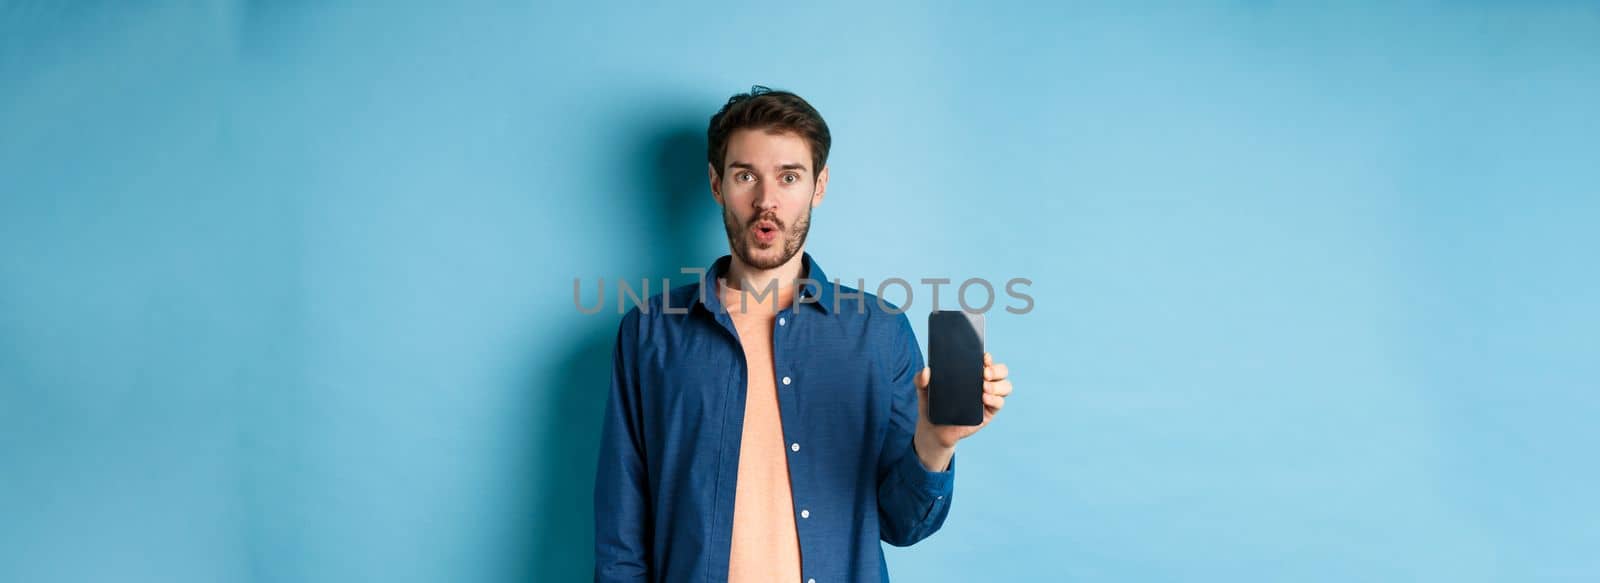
[[791, 442, 800, 452], [808, 579, 816, 583], [781, 376, 792, 386], [801, 509, 810, 519], [779, 317, 786, 326]]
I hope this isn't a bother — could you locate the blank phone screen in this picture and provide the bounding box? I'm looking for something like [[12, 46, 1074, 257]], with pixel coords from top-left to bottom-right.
[[928, 310, 985, 426]]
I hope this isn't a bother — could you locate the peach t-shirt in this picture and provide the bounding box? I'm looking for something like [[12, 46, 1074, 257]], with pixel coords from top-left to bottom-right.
[[721, 280, 803, 583]]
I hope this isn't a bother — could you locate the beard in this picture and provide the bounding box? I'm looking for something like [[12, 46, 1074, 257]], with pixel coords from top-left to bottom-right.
[[721, 204, 812, 271]]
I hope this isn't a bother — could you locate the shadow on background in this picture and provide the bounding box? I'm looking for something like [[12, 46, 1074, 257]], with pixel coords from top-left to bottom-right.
[[520, 116, 714, 580]]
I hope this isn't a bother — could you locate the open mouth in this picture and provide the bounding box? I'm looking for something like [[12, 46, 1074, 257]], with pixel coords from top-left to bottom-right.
[[752, 220, 779, 243]]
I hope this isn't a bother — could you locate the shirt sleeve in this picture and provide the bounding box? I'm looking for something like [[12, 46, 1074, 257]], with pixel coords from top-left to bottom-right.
[[594, 308, 652, 581], [876, 312, 956, 547]]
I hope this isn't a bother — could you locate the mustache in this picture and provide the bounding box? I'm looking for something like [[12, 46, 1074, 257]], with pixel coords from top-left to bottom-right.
[[749, 213, 784, 230]]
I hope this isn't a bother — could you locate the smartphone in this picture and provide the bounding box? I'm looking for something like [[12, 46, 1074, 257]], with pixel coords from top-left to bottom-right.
[[927, 310, 985, 426]]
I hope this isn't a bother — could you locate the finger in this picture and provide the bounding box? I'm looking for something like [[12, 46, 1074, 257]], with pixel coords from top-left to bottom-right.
[[982, 394, 1005, 412], [984, 362, 1009, 381], [984, 352, 993, 366], [915, 367, 931, 391], [983, 379, 1012, 397]]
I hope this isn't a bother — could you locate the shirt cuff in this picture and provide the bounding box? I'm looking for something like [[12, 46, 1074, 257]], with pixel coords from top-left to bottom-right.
[[896, 438, 956, 497]]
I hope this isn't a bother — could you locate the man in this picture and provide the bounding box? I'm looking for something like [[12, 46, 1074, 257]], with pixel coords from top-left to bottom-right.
[[594, 86, 1015, 582]]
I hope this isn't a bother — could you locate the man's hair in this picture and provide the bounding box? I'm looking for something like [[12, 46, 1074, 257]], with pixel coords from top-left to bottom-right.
[[706, 85, 832, 180]]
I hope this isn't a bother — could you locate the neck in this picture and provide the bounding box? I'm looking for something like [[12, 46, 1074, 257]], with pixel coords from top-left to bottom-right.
[[721, 249, 807, 311]]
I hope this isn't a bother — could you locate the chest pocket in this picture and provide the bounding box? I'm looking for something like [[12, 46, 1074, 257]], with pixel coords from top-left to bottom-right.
[[786, 348, 886, 440]]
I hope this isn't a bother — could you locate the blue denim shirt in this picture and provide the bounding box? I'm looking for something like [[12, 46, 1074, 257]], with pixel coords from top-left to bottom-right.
[[594, 253, 956, 582]]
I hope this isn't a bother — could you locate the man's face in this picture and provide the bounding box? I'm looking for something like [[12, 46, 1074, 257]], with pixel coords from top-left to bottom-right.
[[710, 128, 829, 271]]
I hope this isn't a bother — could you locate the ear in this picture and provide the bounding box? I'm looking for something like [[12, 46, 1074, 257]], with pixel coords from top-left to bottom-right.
[[811, 164, 829, 207], [708, 162, 724, 206]]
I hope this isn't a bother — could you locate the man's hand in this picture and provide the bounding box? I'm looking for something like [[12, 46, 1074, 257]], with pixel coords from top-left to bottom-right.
[[912, 353, 1012, 472]]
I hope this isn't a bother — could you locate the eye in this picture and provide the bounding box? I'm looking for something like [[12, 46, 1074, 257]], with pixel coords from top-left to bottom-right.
[[737, 172, 755, 182], [782, 173, 798, 184]]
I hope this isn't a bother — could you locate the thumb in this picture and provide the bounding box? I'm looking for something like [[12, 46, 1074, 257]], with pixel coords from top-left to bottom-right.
[[915, 367, 931, 392]]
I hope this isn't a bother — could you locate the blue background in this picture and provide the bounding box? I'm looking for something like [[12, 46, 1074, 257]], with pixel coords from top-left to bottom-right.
[[2, 1, 1597, 581]]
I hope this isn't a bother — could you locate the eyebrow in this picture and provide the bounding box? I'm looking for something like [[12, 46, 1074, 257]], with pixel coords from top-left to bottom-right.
[[727, 161, 810, 173]]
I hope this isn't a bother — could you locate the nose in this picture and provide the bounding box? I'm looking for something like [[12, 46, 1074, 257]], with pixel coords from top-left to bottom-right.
[[752, 182, 778, 213]]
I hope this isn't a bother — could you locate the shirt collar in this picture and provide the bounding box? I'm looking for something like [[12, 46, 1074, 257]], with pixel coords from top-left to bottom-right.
[[696, 252, 833, 315]]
